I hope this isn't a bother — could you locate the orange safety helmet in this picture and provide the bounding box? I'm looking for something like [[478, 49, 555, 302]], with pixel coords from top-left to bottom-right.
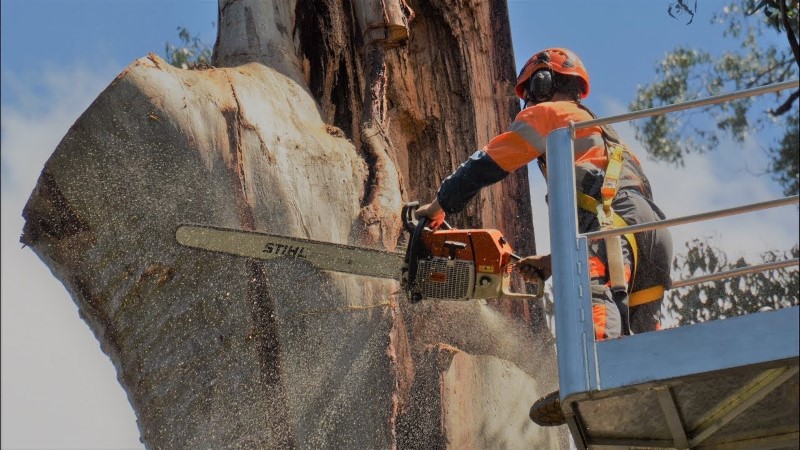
[[514, 48, 590, 100]]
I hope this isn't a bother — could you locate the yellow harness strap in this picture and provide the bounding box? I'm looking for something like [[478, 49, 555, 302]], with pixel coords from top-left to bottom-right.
[[576, 144, 639, 282], [577, 146, 666, 307], [629, 285, 665, 307], [601, 145, 625, 212], [599, 146, 628, 291], [576, 192, 639, 275]]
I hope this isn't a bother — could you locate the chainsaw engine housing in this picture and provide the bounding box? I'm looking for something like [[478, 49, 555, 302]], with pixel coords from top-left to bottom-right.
[[403, 227, 516, 302]]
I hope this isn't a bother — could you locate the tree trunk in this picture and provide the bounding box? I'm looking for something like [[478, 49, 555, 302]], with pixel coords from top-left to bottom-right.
[[21, 0, 562, 448]]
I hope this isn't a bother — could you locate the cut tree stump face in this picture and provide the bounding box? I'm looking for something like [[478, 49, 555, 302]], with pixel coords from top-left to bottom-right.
[[21, 1, 563, 448]]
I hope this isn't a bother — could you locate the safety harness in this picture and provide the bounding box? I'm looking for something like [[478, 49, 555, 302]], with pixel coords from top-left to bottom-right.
[[575, 142, 665, 308], [534, 103, 666, 310], [577, 145, 636, 289]]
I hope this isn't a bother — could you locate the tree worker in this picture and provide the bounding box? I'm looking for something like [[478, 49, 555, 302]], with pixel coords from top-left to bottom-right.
[[414, 47, 673, 426]]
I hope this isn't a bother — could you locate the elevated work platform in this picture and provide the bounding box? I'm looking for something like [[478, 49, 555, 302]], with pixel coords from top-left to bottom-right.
[[565, 307, 799, 449], [543, 80, 800, 450]]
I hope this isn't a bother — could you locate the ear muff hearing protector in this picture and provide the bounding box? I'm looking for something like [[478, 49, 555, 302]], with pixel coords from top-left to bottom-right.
[[528, 69, 555, 103]]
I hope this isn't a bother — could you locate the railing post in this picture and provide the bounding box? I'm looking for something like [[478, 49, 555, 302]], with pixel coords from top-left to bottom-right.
[[537, 81, 798, 450], [546, 127, 600, 397]]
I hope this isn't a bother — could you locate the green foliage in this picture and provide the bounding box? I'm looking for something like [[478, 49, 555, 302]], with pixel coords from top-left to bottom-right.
[[665, 238, 799, 325], [634, 1, 799, 195], [768, 112, 799, 194], [750, 0, 800, 34], [164, 26, 213, 70], [652, 2, 799, 330]]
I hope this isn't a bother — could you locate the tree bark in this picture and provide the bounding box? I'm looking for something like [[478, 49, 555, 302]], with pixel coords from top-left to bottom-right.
[[22, 0, 562, 448]]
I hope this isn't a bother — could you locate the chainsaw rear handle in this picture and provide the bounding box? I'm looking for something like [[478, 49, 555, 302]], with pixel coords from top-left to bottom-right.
[[402, 201, 451, 234]]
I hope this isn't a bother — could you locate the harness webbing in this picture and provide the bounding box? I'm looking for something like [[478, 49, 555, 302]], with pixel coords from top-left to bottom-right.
[[576, 191, 638, 277], [577, 146, 664, 307], [598, 145, 629, 293], [538, 103, 664, 306], [629, 285, 665, 307]]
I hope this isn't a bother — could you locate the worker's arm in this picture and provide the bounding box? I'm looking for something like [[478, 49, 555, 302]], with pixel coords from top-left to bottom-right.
[[416, 150, 509, 228], [436, 150, 510, 214], [420, 107, 544, 223], [436, 107, 547, 214]]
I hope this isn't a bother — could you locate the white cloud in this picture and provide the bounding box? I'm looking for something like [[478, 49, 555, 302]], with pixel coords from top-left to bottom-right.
[[605, 96, 798, 264], [2, 64, 117, 194], [1, 63, 143, 449]]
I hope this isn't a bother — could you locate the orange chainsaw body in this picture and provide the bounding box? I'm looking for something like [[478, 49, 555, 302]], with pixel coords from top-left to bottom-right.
[[421, 228, 515, 276], [404, 225, 538, 302]]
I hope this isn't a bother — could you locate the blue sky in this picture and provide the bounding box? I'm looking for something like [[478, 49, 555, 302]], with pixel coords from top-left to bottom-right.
[[2, 1, 797, 448]]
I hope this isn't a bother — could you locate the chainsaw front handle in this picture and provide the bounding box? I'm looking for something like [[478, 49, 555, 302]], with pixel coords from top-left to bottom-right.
[[402, 201, 451, 234]]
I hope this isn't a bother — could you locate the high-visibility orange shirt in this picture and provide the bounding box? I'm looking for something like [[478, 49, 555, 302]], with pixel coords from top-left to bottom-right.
[[485, 100, 641, 173], [435, 100, 651, 214]]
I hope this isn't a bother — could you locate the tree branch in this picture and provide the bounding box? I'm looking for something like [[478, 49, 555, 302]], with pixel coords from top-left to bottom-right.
[[779, 0, 800, 68], [770, 88, 800, 116], [668, 0, 697, 24]]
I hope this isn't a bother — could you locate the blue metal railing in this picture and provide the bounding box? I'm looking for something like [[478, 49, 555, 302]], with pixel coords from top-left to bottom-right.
[[545, 78, 800, 417]]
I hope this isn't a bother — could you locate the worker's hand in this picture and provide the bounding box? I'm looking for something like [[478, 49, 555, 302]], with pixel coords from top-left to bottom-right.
[[415, 200, 446, 229], [516, 254, 552, 282]]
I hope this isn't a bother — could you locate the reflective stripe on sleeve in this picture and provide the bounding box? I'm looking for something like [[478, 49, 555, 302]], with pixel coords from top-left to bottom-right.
[[484, 130, 539, 172], [508, 120, 546, 151], [506, 120, 603, 163]]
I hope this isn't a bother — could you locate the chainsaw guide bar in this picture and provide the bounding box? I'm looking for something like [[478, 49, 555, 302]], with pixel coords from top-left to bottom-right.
[[176, 201, 542, 302], [175, 224, 404, 280]]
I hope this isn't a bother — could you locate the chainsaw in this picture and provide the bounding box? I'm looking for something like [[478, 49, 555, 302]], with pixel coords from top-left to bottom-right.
[[175, 202, 542, 302]]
